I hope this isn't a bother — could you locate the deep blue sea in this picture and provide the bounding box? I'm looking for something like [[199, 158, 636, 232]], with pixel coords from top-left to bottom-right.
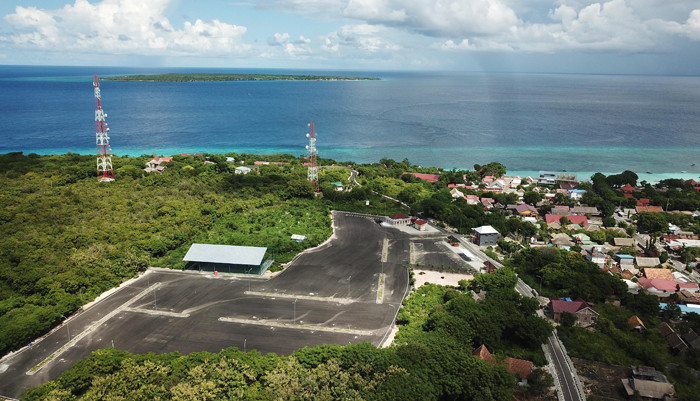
[[1, 65, 699, 180]]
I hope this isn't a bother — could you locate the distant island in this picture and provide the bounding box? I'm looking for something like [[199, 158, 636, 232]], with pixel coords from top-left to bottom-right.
[[103, 73, 380, 82]]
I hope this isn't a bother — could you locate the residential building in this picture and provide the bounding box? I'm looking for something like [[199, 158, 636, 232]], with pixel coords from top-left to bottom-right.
[[587, 249, 608, 266], [620, 183, 636, 192], [514, 204, 539, 217], [551, 233, 574, 248], [643, 267, 673, 280], [613, 237, 635, 248], [473, 225, 500, 247], [621, 366, 675, 400], [549, 298, 598, 327], [660, 322, 689, 352], [570, 206, 600, 216], [144, 155, 173, 173], [545, 214, 589, 227], [506, 358, 534, 386], [637, 205, 664, 213], [538, 171, 557, 185], [628, 315, 646, 332], [473, 344, 494, 364]]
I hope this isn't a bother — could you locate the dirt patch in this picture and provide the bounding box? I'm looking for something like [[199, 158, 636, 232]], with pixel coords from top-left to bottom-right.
[[413, 269, 473, 289], [571, 357, 631, 400]]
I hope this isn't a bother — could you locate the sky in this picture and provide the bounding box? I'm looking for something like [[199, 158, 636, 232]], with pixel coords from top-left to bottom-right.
[[0, 0, 699, 74]]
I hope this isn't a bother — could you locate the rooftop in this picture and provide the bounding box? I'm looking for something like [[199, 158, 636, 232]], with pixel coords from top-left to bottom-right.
[[183, 244, 267, 266]]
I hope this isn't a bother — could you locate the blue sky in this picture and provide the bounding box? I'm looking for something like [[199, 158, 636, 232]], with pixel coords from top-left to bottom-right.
[[1, 0, 699, 74]]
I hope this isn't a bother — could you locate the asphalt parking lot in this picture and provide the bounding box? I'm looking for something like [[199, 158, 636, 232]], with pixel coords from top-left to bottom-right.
[[0, 212, 411, 399]]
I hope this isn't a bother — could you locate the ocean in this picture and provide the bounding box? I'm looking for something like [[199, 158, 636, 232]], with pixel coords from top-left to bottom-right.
[[1, 65, 698, 181]]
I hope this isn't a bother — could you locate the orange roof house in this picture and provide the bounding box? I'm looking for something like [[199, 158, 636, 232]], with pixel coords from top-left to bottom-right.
[[473, 344, 494, 365], [506, 358, 534, 382], [643, 268, 674, 281], [637, 205, 664, 213], [628, 315, 646, 331], [545, 214, 589, 227]]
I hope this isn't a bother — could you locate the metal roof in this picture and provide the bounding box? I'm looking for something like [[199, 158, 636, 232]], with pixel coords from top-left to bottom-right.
[[473, 225, 499, 234], [183, 244, 267, 266]]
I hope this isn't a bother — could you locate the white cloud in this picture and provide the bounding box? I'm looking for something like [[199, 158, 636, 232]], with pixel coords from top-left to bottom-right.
[[323, 24, 400, 53], [3, 0, 249, 56], [268, 32, 291, 46], [271, 0, 700, 54], [343, 0, 519, 36], [437, 0, 699, 52], [267, 32, 311, 56]]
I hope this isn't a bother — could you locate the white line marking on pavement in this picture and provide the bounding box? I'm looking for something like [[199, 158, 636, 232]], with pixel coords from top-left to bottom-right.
[[27, 283, 161, 375]]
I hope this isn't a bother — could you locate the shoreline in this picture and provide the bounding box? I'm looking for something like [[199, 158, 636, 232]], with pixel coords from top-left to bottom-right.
[[2, 148, 697, 184]]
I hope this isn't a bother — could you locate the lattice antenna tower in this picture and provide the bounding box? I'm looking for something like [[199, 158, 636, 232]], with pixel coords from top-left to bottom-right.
[[305, 121, 320, 193], [94, 74, 115, 182]]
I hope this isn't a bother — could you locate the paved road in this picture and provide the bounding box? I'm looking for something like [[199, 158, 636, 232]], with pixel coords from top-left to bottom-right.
[[547, 333, 586, 401], [0, 212, 411, 399]]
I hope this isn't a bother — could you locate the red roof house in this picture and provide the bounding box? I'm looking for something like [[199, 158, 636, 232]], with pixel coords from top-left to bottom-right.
[[550, 298, 598, 327], [620, 183, 636, 192]]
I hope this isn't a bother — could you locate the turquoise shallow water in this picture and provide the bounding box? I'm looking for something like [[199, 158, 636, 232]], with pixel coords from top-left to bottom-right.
[[1, 66, 698, 178]]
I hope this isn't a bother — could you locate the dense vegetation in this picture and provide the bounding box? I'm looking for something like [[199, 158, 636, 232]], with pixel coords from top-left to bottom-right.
[[103, 73, 380, 82], [23, 268, 552, 400], [0, 152, 404, 357]]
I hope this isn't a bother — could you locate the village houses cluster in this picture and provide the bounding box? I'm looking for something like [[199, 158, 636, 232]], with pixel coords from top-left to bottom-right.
[[402, 170, 700, 340]]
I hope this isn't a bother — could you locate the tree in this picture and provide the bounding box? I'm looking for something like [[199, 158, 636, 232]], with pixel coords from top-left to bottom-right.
[[602, 216, 616, 228], [476, 162, 506, 178], [560, 311, 577, 327], [528, 368, 554, 397], [637, 213, 667, 233], [523, 191, 542, 206], [662, 303, 682, 322], [287, 179, 315, 198]]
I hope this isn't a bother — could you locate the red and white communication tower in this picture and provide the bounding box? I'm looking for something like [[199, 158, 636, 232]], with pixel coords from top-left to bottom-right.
[[93, 74, 114, 182], [305, 121, 320, 193]]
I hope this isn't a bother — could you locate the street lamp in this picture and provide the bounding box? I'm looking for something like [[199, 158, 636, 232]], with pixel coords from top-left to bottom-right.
[[244, 338, 247, 353], [245, 268, 251, 291], [293, 299, 297, 322]]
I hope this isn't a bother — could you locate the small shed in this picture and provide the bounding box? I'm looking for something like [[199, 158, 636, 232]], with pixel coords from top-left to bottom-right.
[[413, 219, 428, 231]]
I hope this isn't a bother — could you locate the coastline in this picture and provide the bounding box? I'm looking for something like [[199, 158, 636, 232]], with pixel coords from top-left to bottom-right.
[[2, 147, 697, 184]]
